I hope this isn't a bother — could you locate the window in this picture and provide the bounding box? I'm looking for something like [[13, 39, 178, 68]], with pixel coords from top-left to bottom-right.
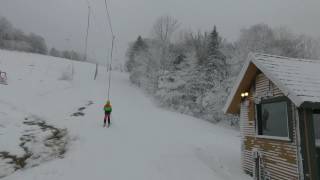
[[256, 97, 290, 138], [313, 111, 320, 147]]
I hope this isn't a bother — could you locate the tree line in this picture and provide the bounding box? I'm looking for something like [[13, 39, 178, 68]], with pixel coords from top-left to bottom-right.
[[0, 16, 85, 61], [49, 47, 86, 61], [125, 15, 320, 125]]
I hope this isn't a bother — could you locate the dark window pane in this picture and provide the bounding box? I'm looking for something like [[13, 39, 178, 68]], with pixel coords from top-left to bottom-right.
[[313, 113, 320, 147], [260, 101, 288, 137]]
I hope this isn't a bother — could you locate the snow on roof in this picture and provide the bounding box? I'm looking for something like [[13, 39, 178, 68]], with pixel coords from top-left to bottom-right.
[[224, 53, 320, 114]]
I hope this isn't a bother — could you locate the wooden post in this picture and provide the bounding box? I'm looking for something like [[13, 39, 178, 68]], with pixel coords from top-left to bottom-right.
[[94, 63, 98, 80], [299, 108, 318, 180]]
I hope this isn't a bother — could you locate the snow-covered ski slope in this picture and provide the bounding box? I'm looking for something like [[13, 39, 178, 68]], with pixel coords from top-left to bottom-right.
[[0, 49, 249, 180]]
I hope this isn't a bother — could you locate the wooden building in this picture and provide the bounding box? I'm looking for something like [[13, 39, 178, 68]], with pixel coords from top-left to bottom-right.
[[223, 53, 320, 180]]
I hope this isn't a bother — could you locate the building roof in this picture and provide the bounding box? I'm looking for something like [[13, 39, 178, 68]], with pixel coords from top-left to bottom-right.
[[224, 53, 320, 114]]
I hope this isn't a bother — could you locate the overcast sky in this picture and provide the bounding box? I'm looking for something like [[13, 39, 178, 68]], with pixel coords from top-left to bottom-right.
[[1, 0, 320, 64]]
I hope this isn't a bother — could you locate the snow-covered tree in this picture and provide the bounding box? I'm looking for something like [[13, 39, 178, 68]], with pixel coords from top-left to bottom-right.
[[152, 15, 179, 43], [50, 48, 60, 57], [126, 36, 148, 72], [27, 33, 48, 54], [152, 16, 180, 77], [208, 26, 219, 56], [126, 20, 320, 125]]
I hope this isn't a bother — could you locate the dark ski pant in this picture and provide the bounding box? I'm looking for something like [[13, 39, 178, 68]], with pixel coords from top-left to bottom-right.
[[104, 112, 111, 126]]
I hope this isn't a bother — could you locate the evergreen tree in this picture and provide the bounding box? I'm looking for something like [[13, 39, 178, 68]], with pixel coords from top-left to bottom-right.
[[134, 36, 147, 51], [208, 26, 219, 56], [126, 36, 148, 72], [204, 26, 227, 80]]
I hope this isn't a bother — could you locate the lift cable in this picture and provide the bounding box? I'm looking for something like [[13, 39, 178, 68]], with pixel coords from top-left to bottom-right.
[[103, 0, 116, 100]]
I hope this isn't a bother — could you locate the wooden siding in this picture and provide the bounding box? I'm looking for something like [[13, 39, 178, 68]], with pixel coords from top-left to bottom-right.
[[241, 73, 300, 179]]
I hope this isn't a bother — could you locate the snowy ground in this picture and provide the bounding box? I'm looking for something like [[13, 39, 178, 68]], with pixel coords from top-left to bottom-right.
[[0, 50, 250, 180]]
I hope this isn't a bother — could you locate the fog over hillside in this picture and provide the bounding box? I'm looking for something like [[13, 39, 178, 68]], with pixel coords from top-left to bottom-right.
[[1, 0, 319, 63]]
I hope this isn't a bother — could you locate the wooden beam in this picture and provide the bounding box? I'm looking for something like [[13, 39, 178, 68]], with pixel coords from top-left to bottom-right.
[[301, 102, 320, 109], [226, 63, 258, 114], [299, 108, 318, 180]]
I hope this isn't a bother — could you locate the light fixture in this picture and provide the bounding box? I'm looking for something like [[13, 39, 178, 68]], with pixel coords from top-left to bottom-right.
[[241, 92, 249, 98]]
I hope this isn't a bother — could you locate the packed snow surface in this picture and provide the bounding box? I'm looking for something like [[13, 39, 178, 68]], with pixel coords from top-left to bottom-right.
[[0, 50, 249, 180]]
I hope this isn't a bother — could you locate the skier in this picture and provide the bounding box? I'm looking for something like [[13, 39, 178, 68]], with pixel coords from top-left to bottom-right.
[[103, 100, 112, 127]]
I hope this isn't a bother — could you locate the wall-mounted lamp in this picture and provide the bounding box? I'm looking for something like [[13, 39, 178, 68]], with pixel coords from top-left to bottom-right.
[[241, 92, 249, 98]]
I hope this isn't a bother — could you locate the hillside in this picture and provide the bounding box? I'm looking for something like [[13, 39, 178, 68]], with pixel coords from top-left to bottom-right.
[[0, 50, 249, 180]]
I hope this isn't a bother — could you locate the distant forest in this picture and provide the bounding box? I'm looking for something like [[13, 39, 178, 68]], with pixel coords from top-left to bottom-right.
[[0, 16, 85, 61], [126, 15, 320, 125]]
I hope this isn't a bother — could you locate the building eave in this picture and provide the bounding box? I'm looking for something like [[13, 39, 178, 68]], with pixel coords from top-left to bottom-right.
[[223, 53, 258, 114]]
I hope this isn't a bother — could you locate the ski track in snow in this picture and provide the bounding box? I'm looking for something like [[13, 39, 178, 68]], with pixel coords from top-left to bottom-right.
[[0, 50, 250, 180]]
